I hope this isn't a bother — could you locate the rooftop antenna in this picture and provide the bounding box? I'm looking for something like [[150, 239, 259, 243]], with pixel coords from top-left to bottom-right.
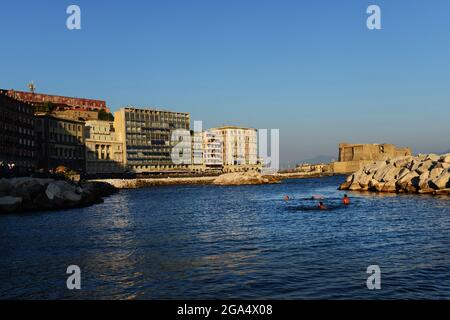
[[28, 81, 36, 94]]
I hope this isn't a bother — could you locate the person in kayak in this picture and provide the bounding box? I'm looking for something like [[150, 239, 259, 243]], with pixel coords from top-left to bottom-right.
[[318, 202, 327, 210], [342, 194, 351, 205]]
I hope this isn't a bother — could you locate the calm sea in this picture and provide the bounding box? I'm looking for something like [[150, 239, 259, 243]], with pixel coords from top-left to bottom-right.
[[1, 176, 450, 299]]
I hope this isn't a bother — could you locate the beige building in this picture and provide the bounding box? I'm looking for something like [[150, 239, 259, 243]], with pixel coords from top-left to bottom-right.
[[209, 126, 259, 172], [297, 163, 331, 174], [332, 143, 412, 174], [84, 120, 125, 175], [114, 107, 191, 173]]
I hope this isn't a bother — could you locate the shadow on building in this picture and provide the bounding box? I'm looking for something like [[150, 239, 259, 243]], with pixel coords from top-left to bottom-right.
[[0, 90, 36, 177], [34, 114, 87, 175]]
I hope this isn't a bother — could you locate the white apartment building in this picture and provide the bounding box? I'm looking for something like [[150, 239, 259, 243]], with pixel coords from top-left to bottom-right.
[[208, 126, 259, 172], [203, 130, 223, 170], [189, 130, 205, 172]]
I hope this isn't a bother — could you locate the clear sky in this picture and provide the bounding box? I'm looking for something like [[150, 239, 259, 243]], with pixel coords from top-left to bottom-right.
[[1, 0, 449, 167]]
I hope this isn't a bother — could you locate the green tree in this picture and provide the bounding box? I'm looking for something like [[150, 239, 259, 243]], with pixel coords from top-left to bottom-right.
[[98, 109, 114, 121], [35, 101, 56, 113]]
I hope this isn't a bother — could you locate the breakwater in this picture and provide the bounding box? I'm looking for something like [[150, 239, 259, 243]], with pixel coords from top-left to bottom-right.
[[0, 178, 117, 213], [92, 176, 216, 189], [339, 153, 450, 194], [93, 172, 282, 189]]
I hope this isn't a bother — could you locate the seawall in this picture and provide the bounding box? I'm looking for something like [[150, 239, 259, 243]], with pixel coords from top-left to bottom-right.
[[339, 153, 450, 195], [91, 176, 217, 189]]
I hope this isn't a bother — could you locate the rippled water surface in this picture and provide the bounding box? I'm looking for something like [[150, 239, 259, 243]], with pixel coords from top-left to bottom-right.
[[1, 176, 450, 299]]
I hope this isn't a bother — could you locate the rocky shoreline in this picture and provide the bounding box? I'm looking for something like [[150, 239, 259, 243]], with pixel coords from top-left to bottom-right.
[[276, 172, 336, 179], [212, 171, 281, 186], [94, 176, 216, 189], [94, 171, 282, 189], [0, 177, 117, 213], [339, 154, 450, 195], [0, 170, 337, 213]]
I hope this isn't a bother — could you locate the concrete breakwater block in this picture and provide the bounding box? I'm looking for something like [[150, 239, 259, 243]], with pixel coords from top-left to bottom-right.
[[339, 154, 450, 195]]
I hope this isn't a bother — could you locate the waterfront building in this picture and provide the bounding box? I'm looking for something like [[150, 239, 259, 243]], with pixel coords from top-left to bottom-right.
[[296, 163, 331, 174], [114, 107, 191, 173], [0, 90, 36, 174], [190, 130, 205, 173], [208, 126, 259, 172], [84, 120, 125, 175], [331, 143, 412, 173], [202, 130, 223, 171], [35, 114, 86, 173], [5, 89, 109, 113]]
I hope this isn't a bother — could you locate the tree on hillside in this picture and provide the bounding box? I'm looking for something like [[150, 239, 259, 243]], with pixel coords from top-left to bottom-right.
[[34, 101, 56, 113], [98, 109, 114, 121]]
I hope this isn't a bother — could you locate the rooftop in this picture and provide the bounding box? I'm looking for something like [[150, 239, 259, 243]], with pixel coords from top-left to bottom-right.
[[120, 106, 190, 115], [210, 125, 256, 131], [5, 89, 106, 104]]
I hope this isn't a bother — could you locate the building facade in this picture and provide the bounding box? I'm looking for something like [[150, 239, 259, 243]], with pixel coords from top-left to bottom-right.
[[296, 163, 331, 173], [35, 114, 85, 173], [209, 126, 258, 172], [189, 130, 205, 173], [202, 130, 223, 171], [114, 107, 190, 173], [0, 90, 36, 174], [84, 120, 125, 175], [332, 143, 412, 173], [5, 90, 109, 113]]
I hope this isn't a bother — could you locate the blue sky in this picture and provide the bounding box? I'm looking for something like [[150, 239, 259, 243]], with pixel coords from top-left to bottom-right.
[[1, 0, 449, 167]]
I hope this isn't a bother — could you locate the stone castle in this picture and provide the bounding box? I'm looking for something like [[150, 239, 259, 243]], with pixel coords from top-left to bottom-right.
[[331, 143, 412, 174]]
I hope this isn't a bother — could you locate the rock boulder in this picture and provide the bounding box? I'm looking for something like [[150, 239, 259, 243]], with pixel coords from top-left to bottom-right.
[[440, 154, 450, 164], [0, 196, 23, 213], [339, 153, 450, 195], [0, 177, 117, 213], [430, 170, 450, 190]]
